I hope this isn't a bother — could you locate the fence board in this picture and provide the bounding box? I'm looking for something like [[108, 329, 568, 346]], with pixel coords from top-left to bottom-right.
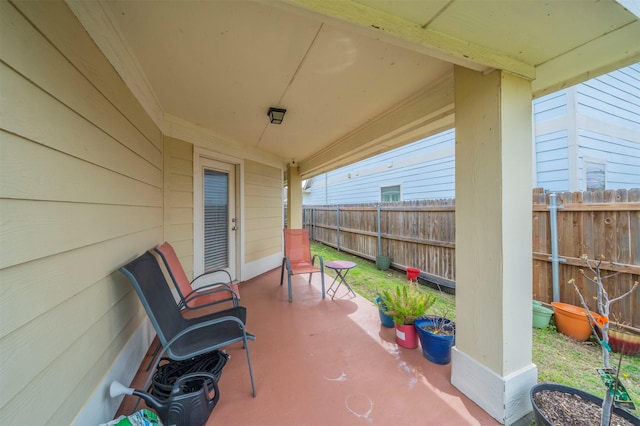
[[303, 189, 639, 327]]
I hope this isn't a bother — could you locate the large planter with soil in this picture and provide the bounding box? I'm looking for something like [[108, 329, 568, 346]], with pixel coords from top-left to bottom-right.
[[530, 383, 639, 425], [415, 316, 455, 364]]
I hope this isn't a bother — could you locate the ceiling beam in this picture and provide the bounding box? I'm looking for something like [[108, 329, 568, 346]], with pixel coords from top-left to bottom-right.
[[281, 0, 536, 80], [299, 73, 455, 178]]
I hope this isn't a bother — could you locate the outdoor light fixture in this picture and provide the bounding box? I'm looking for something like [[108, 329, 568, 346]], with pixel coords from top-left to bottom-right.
[[267, 107, 287, 124]]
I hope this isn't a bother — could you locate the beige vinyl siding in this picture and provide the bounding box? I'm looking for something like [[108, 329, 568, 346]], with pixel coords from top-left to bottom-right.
[[244, 160, 283, 262], [0, 1, 162, 424], [163, 136, 195, 278]]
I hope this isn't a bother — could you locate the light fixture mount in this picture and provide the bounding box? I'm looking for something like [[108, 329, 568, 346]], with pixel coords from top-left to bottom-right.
[[267, 107, 287, 124]]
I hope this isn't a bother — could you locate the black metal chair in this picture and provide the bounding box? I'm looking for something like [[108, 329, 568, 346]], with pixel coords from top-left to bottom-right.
[[120, 251, 256, 397]]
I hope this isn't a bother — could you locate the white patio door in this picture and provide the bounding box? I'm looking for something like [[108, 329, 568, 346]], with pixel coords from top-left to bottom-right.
[[194, 157, 236, 282]]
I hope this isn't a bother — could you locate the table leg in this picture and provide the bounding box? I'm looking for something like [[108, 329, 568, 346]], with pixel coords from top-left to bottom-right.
[[327, 269, 356, 299]]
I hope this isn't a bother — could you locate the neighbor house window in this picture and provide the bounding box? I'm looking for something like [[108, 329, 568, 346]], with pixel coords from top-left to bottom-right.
[[381, 185, 401, 202], [584, 159, 607, 191]]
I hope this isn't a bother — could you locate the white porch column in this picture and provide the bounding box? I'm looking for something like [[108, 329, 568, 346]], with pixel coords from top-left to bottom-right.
[[287, 163, 303, 229], [451, 66, 537, 424]]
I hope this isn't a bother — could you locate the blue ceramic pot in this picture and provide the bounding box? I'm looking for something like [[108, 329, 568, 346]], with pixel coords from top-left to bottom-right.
[[375, 297, 394, 328], [415, 316, 456, 364]]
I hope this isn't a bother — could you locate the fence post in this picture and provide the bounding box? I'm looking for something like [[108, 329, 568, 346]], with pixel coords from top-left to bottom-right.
[[311, 208, 315, 240], [548, 193, 565, 302], [377, 204, 382, 256], [336, 206, 341, 252]]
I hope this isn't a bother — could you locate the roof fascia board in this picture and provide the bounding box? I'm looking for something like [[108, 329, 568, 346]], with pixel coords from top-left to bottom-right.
[[279, 0, 535, 80], [532, 21, 640, 98]]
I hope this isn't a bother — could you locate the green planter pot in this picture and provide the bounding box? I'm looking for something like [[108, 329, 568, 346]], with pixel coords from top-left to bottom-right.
[[375, 256, 392, 271], [532, 303, 553, 329]]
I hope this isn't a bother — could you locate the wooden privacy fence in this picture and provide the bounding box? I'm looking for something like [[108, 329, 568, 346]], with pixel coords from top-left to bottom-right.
[[303, 188, 640, 328]]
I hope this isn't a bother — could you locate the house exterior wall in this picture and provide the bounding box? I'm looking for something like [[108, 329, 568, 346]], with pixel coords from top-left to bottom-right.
[[163, 137, 195, 277], [303, 63, 640, 204], [0, 1, 162, 424], [0, 2, 285, 424], [244, 160, 283, 263]]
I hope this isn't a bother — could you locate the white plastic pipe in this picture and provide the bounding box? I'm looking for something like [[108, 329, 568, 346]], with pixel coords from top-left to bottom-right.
[[109, 381, 134, 398]]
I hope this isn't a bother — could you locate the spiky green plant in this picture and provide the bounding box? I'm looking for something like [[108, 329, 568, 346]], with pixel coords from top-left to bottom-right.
[[379, 284, 437, 325]]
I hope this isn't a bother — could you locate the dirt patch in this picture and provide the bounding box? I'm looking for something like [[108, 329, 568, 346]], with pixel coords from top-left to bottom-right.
[[533, 390, 637, 425]]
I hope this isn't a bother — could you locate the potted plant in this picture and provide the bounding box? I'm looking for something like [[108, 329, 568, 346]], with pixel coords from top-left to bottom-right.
[[375, 294, 394, 328], [415, 309, 455, 364], [530, 255, 639, 425], [379, 284, 436, 349]]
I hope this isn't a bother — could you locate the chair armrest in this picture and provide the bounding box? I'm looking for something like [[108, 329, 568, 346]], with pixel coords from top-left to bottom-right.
[[194, 281, 238, 295], [169, 314, 256, 349], [191, 269, 233, 287], [312, 254, 324, 270], [182, 284, 239, 310]]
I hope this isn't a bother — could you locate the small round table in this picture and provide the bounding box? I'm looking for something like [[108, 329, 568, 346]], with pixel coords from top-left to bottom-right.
[[325, 260, 357, 300]]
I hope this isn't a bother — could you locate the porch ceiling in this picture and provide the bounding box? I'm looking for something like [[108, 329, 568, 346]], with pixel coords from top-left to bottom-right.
[[70, 0, 640, 179]]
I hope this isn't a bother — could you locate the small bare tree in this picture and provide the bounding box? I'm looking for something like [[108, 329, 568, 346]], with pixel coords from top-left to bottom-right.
[[568, 254, 638, 426]]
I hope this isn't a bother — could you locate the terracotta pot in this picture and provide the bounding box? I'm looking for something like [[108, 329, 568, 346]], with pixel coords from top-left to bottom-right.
[[395, 323, 418, 348], [608, 329, 640, 356], [551, 302, 602, 341]]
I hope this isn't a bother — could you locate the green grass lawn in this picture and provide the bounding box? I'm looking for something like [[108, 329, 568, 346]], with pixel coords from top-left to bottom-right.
[[311, 242, 639, 414]]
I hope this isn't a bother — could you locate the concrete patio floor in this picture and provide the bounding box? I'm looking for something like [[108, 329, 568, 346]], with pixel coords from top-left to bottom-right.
[[117, 267, 499, 425]]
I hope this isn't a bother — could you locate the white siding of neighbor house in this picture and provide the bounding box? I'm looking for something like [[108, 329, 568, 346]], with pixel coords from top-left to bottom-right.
[[574, 64, 640, 190], [0, 1, 162, 424], [303, 63, 640, 204], [304, 129, 455, 204], [534, 130, 570, 191]]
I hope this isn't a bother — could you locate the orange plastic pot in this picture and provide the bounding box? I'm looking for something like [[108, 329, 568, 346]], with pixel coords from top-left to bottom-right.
[[551, 302, 602, 341]]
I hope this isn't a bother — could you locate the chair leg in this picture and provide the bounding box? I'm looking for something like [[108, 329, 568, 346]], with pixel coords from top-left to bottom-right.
[[320, 272, 325, 299], [243, 335, 256, 397], [287, 273, 293, 303], [280, 258, 285, 286]]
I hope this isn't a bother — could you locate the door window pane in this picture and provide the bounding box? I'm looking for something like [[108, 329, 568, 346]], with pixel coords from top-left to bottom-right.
[[204, 169, 228, 271]]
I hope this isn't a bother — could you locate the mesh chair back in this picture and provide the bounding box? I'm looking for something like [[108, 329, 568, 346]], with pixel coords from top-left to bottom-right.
[[156, 241, 240, 308], [120, 251, 187, 347], [155, 242, 193, 299], [284, 229, 312, 265]]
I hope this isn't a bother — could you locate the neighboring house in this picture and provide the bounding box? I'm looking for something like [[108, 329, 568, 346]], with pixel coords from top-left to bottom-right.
[[303, 63, 640, 205]]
